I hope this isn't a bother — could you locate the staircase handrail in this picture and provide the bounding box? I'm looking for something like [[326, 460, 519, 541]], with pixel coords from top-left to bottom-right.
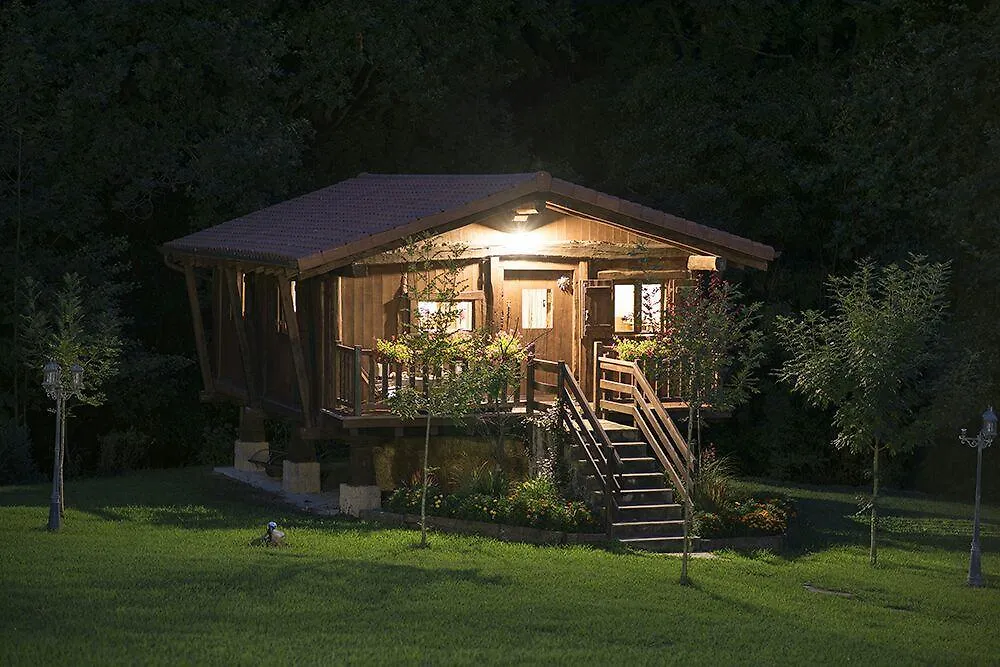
[[558, 361, 621, 535], [598, 356, 691, 504]]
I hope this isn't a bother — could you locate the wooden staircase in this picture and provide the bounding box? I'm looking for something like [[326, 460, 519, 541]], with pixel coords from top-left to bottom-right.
[[527, 356, 693, 552]]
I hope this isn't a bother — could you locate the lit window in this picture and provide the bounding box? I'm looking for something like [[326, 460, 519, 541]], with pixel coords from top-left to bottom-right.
[[522, 288, 552, 329], [615, 284, 635, 332], [418, 301, 473, 332], [641, 283, 663, 332]]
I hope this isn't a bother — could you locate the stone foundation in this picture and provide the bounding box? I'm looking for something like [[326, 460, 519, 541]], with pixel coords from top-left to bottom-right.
[[339, 484, 381, 517], [234, 440, 268, 473], [282, 460, 321, 493]]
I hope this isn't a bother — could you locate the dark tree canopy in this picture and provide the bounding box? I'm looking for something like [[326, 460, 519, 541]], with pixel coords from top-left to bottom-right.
[[2, 0, 997, 492]]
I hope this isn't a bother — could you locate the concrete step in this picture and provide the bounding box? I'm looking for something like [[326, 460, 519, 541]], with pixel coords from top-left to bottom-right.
[[617, 535, 688, 553]]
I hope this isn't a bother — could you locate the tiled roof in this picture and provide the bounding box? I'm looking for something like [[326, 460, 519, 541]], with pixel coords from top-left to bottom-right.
[[163, 172, 776, 271]]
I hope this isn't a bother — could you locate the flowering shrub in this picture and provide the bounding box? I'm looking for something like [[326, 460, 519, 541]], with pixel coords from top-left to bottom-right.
[[385, 470, 600, 532], [452, 493, 512, 523], [693, 494, 796, 537]]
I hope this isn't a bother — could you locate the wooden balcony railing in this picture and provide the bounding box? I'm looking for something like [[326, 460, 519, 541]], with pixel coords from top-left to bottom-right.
[[326, 343, 523, 417]]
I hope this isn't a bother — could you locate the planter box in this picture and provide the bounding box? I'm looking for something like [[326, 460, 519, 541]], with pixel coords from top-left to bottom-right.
[[360, 510, 607, 547], [695, 534, 784, 552]]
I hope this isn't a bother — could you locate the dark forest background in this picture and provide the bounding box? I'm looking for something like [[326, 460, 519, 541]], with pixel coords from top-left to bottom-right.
[[2, 0, 998, 496]]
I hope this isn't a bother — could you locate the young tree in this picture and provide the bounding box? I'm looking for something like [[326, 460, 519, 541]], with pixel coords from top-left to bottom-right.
[[775, 256, 950, 566], [617, 274, 764, 584], [375, 238, 487, 548], [22, 273, 122, 529]]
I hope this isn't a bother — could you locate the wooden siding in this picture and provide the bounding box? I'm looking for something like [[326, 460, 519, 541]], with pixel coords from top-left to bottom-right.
[[207, 210, 711, 423]]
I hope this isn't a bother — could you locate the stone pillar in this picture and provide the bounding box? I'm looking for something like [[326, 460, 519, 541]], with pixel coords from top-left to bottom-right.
[[282, 427, 320, 494], [340, 442, 380, 516], [234, 407, 268, 472], [339, 483, 381, 517]]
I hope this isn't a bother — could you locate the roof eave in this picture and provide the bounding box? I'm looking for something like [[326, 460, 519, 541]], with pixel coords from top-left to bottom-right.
[[294, 171, 553, 278]]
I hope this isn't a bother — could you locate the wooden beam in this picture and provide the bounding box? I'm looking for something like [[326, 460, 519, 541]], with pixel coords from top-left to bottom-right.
[[279, 275, 314, 429], [596, 269, 690, 281], [357, 241, 690, 266], [687, 255, 726, 272], [487, 256, 503, 329], [183, 263, 215, 394], [224, 268, 259, 407]]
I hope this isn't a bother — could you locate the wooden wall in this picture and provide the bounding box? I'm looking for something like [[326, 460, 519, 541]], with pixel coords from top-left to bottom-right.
[[206, 209, 705, 421]]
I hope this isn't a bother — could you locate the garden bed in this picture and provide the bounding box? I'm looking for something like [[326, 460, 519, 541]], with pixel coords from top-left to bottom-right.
[[361, 509, 785, 552], [360, 509, 609, 547]]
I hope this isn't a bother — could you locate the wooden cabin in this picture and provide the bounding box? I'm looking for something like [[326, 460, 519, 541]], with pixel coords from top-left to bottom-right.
[[162, 172, 776, 509]]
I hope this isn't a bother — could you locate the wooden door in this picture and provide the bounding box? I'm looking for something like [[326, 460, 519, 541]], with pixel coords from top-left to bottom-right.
[[504, 269, 575, 367]]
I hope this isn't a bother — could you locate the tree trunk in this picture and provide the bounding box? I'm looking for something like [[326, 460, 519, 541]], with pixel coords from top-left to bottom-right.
[[680, 403, 696, 585], [870, 442, 880, 567], [419, 412, 431, 548]]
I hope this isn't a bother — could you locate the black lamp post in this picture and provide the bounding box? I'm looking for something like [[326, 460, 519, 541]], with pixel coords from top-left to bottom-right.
[[42, 360, 83, 532], [959, 406, 996, 587]]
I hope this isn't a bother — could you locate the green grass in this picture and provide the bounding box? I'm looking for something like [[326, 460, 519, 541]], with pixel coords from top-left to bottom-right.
[[1, 468, 998, 665]]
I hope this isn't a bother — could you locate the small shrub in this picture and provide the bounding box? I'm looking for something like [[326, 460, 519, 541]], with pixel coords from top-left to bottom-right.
[[452, 493, 512, 523]]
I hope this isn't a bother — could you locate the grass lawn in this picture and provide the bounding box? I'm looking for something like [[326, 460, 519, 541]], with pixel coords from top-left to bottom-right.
[[1, 468, 998, 665]]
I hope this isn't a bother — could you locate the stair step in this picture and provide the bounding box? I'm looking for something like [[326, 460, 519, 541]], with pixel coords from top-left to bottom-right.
[[612, 520, 685, 528], [618, 456, 655, 463], [617, 503, 677, 511], [617, 536, 688, 552], [618, 487, 671, 495]]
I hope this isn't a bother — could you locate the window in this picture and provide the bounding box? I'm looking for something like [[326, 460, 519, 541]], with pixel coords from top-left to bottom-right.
[[417, 300, 473, 332], [615, 282, 666, 333], [640, 283, 663, 332], [614, 284, 635, 332], [522, 288, 552, 329]]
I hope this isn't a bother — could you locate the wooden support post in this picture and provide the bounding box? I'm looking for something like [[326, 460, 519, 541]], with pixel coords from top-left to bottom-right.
[[279, 275, 314, 429], [333, 275, 343, 342], [487, 255, 503, 330], [592, 340, 602, 418], [183, 263, 214, 394], [319, 280, 328, 411], [353, 345, 363, 417], [225, 268, 258, 407]]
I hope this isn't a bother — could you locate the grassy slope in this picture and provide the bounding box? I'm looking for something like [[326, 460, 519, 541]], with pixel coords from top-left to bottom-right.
[[1, 468, 997, 665]]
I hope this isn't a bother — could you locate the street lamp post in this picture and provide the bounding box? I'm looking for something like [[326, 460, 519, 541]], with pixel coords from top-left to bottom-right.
[[42, 361, 83, 532], [958, 406, 996, 588]]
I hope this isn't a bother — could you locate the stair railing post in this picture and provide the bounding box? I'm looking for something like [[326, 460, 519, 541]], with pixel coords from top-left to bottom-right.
[[353, 345, 363, 417], [606, 442, 616, 539], [592, 341, 602, 418], [525, 350, 535, 416], [557, 362, 566, 431]]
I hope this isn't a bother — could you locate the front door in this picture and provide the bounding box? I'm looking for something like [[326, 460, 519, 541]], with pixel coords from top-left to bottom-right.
[[504, 269, 575, 368]]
